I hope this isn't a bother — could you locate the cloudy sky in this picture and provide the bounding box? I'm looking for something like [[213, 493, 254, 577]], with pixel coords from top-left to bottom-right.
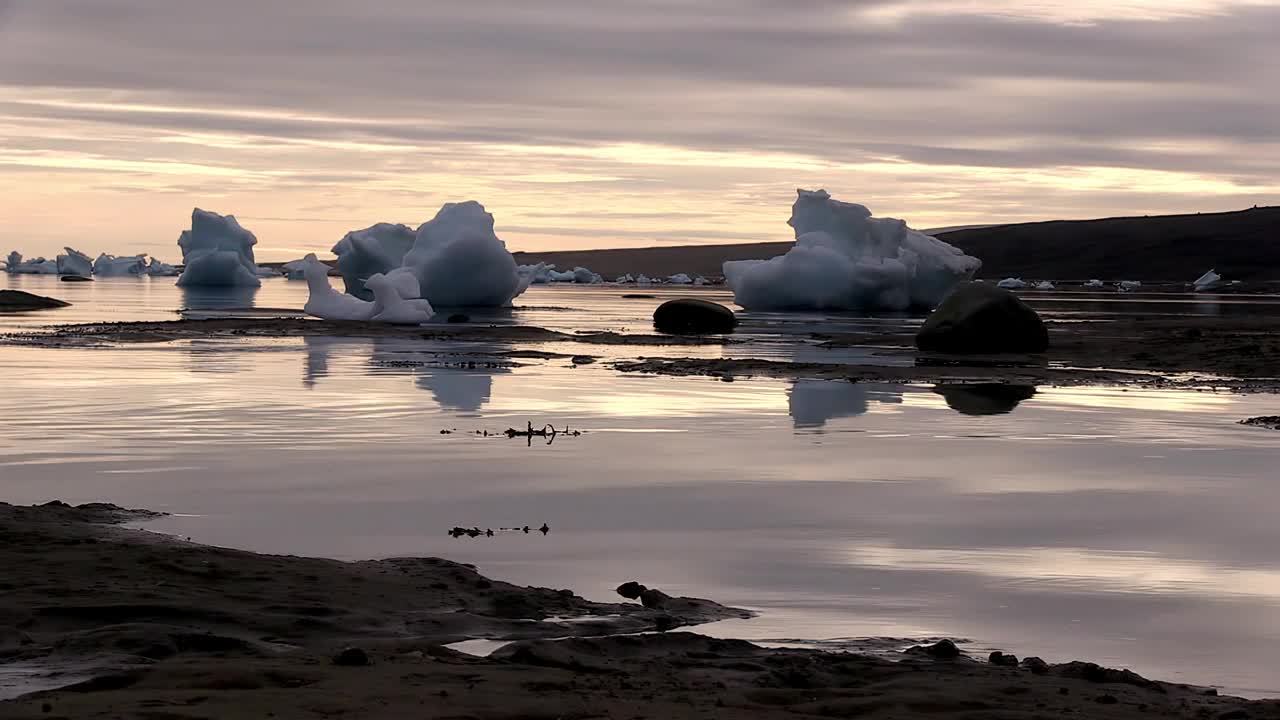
[[1, 0, 1276, 261]]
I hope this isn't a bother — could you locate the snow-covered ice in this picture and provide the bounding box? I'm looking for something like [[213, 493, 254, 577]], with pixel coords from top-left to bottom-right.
[[1193, 269, 1223, 292], [93, 253, 147, 277], [724, 189, 980, 311], [331, 223, 416, 299], [56, 248, 93, 276], [176, 209, 264, 287], [996, 277, 1027, 289], [402, 201, 526, 307]]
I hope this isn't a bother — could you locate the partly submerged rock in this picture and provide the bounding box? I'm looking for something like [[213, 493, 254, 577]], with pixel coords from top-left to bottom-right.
[[333, 647, 371, 666], [915, 282, 1048, 354], [59, 275, 94, 282], [906, 638, 963, 659], [653, 298, 737, 335], [616, 581, 646, 600], [0, 289, 71, 311], [1240, 416, 1280, 430]]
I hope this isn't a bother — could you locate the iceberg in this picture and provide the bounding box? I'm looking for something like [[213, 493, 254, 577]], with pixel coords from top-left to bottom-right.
[[1193, 269, 1223, 292], [518, 263, 556, 285], [366, 271, 434, 324], [93, 253, 147, 276], [1084, 279, 1105, 288], [694, 276, 708, 286], [996, 277, 1027, 290], [635, 274, 651, 284], [724, 189, 980, 311], [1033, 281, 1055, 290], [549, 266, 602, 284], [668, 273, 693, 285], [146, 257, 179, 276], [331, 223, 416, 299], [1118, 280, 1142, 292], [300, 253, 374, 320], [4, 252, 57, 274], [401, 201, 525, 307], [176, 209, 264, 287], [56, 247, 93, 276], [282, 257, 314, 280], [615, 273, 635, 283]]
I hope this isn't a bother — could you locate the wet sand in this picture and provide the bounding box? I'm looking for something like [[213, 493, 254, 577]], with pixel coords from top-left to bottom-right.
[[1, 502, 1276, 718]]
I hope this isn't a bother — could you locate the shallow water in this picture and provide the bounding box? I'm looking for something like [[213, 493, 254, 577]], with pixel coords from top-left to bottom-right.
[[3, 275, 1280, 697]]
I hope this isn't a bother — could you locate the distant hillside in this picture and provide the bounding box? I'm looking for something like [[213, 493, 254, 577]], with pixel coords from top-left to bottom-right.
[[936, 206, 1280, 281], [512, 206, 1279, 282]]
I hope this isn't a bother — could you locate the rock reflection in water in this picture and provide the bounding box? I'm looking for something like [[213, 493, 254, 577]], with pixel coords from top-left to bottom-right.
[[933, 383, 1036, 415]]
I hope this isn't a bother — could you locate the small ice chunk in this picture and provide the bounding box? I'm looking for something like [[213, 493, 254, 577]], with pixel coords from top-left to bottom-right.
[[146, 258, 179, 276], [331, 223, 416, 299], [1193, 269, 1222, 292], [176, 209, 264, 287], [56, 247, 93, 276], [1084, 279, 1105, 288], [300, 253, 375, 320], [693, 276, 708, 286], [635, 274, 651, 284], [518, 263, 556, 285], [615, 273, 634, 283], [4, 252, 57, 274], [367, 271, 434, 324], [668, 273, 693, 284], [996, 277, 1027, 289], [1033, 281, 1055, 290], [1117, 280, 1142, 292]]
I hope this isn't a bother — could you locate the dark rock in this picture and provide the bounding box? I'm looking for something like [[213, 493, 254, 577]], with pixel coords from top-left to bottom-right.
[[59, 275, 93, 282], [1218, 710, 1250, 720], [570, 355, 596, 365], [1021, 656, 1049, 675], [333, 647, 370, 666], [915, 282, 1048, 354], [638, 588, 671, 609], [1056, 661, 1161, 691], [907, 639, 962, 659], [1096, 694, 1119, 705], [446, 313, 470, 323], [0, 289, 71, 311], [623, 293, 657, 299], [934, 384, 1036, 415], [989, 651, 1019, 666], [616, 581, 647, 600], [1240, 416, 1280, 430], [653, 298, 736, 335]]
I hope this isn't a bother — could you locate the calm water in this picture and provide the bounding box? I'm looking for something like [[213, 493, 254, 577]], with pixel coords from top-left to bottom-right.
[[2, 275, 1279, 697]]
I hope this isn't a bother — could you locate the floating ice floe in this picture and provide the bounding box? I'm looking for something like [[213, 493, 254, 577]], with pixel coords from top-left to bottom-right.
[[996, 277, 1027, 290], [56, 247, 93, 276], [668, 273, 693, 285], [1193, 269, 1223, 292], [518, 263, 556, 285], [635, 274, 652, 284], [1117, 280, 1142, 292], [1084, 279, 1105, 288], [1033, 281, 1055, 290], [4, 252, 58, 274], [694, 276, 708, 286], [548, 266, 601, 284], [146, 258, 179, 277], [282, 257, 313, 280], [176, 209, 264, 287], [300, 254, 375, 320], [366, 271, 434, 324], [402, 201, 526, 307], [615, 273, 634, 283], [93, 253, 147, 277], [331, 223, 416, 299], [724, 189, 980, 311]]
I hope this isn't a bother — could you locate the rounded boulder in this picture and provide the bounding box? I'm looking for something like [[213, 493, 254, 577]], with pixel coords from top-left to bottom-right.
[[653, 299, 736, 335], [915, 282, 1048, 354]]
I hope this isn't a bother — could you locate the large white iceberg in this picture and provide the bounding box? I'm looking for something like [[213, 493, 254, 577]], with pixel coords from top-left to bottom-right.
[[401, 201, 526, 307], [724, 189, 980, 311], [93, 253, 147, 276], [56, 247, 93, 276], [331, 223, 416, 299], [175, 209, 263, 288], [300, 253, 433, 324], [4, 252, 57, 274]]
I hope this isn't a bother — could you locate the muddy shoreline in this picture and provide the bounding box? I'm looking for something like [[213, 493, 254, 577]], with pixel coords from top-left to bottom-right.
[[2, 502, 1277, 718]]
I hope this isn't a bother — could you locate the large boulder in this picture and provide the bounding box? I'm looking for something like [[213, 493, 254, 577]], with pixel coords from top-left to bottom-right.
[[915, 283, 1047, 354], [653, 298, 737, 334], [0, 289, 71, 311]]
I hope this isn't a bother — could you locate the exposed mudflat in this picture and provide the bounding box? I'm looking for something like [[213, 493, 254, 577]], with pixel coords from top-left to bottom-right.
[[2, 502, 1278, 718]]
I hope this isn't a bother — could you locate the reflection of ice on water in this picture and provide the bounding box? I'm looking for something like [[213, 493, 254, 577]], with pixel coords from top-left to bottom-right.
[[180, 284, 258, 311], [788, 380, 903, 428]]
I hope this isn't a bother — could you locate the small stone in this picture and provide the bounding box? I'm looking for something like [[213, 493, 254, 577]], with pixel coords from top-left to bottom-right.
[[447, 313, 470, 323], [616, 581, 647, 599], [333, 647, 371, 666], [989, 651, 1019, 666], [909, 639, 961, 659], [1021, 656, 1049, 675], [570, 355, 596, 365], [1096, 694, 1118, 705]]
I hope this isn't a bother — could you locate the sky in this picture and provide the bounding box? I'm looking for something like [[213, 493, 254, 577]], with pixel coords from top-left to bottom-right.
[[1, 0, 1277, 261]]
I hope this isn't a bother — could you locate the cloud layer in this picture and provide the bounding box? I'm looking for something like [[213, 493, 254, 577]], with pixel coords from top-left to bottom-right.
[[1, 0, 1276, 259]]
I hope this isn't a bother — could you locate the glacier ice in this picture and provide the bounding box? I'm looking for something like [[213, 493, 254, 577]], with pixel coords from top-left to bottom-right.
[[56, 247, 93, 276], [1118, 280, 1142, 292], [93, 253, 147, 277], [4, 252, 57, 274], [694, 276, 708, 286], [331, 223, 416, 299], [996, 278, 1027, 289], [635, 274, 651, 284], [1033, 281, 1055, 290], [300, 254, 375, 321], [176, 209, 264, 287], [547, 266, 602, 283], [518, 263, 556, 285], [1084, 279, 1105, 288], [401, 201, 525, 307], [615, 273, 634, 283], [367, 271, 435, 324], [1193, 269, 1222, 292], [724, 189, 980, 311], [282, 257, 313, 280], [668, 273, 693, 285], [146, 257, 179, 276]]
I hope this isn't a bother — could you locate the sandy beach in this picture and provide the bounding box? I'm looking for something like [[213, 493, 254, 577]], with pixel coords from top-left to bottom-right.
[[3, 501, 1277, 719]]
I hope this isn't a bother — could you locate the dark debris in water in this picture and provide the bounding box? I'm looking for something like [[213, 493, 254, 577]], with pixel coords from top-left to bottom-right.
[[439, 421, 584, 446], [449, 523, 550, 538], [1240, 416, 1280, 430]]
